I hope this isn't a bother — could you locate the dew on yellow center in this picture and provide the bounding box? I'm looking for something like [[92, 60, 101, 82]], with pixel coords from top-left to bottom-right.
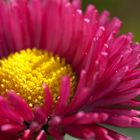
[[0, 49, 77, 107]]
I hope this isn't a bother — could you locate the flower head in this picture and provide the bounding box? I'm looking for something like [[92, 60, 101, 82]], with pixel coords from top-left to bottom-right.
[[0, 0, 140, 140]]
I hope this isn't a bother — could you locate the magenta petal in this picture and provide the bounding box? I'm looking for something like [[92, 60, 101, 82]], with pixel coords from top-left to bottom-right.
[[0, 0, 140, 140], [54, 76, 70, 115], [65, 123, 132, 140], [84, 4, 96, 17], [63, 88, 90, 115], [93, 89, 140, 107], [63, 71, 91, 114], [106, 17, 122, 36], [117, 79, 140, 92], [0, 96, 23, 124], [124, 69, 140, 81], [65, 125, 96, 139], [22, 129, 33, 140], [93, 125, 127, 140], [106, 128, 132, 140], [43, 84, 53, 116], [61, 112, 81, 125], [122, 100, 140, 107], [49, 116, 61, 127], [99, 10, 110, 26], [36, 130, 47, 140], [0, 131, 18, 140], [34, 106, 47, 124], [29, 0, 42, 48], [7, 91, 34, 122], [61, 112, 108, 125], [0, 124, 24, 134], [48, 126, 64, 140], [95, 108, 140, 117], [75, 112, 108, 125], [109, 35, 130, 59], [72, 0, 81, 9], [106, 115, 140, 128]]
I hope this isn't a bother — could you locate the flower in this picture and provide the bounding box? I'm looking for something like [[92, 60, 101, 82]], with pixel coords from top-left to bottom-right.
[[0, 0, 140, 140]]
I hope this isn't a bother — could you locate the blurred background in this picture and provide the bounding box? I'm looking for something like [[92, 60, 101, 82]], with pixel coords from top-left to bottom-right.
[[83, 0, 140, 42], [66, 0, 140, 139]]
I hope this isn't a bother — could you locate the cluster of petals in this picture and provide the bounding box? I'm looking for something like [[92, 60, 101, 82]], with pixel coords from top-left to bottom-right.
[[0, 0, 140, 140]]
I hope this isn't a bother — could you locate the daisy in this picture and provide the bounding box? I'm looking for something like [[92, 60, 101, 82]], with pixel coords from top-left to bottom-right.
[[0, 0, 140, 140]]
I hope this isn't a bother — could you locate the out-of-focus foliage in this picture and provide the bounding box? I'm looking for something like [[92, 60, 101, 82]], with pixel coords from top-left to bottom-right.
[[83, 0, 140, 41]]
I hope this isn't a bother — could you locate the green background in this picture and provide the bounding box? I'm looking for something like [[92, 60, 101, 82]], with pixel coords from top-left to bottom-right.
[[66, 0, 140, 139]]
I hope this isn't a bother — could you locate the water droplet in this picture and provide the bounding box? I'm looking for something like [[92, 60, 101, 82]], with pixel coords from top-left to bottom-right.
[[124, 66, 129, 72], [96, 26, 105, 38], [104, 43, 109, 48], [84, 18, 90, 23], [76, 9, 82, 14], [101, 51, 108, 56], [77, 111, 85, 118], [65, 2, 71, 7], [95, 60, 99, 65]]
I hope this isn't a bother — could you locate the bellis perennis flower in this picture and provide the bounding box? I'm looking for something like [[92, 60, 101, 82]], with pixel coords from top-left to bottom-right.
[[0, 0, 140, 140]]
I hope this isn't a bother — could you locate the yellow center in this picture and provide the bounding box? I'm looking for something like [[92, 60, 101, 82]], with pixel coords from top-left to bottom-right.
[[0, 49, 77, 107]]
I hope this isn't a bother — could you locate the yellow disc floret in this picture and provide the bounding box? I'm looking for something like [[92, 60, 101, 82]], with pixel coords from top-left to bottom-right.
[[0, 49, 77, 107]]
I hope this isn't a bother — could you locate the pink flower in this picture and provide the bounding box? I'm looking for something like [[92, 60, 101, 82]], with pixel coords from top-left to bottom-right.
[[0, 0, 140, 140]]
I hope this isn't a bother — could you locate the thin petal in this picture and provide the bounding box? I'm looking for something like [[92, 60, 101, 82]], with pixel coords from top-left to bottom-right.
[[36, 130, 47, 140], [42, 84, 53, 116], [54, 76, 71, 115], [0, 96, 23, 124], [22, 129, 33, 140], [7, 91, 34, 122]]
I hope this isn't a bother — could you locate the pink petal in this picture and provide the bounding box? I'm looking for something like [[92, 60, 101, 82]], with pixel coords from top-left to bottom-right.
[[36, 130, 47, 140], [54, 76, 71, 115], [0, 124, 24, 134], [72, 0, 81, 9], [34, 106, 47, 124], [63, 71, 90, 114], [0, 96, 23, 124], [48, 127, 64, 140], [94, 108, 140, 117], [106, 115, 140, 128], [99, 10, 110, 26], [22, 129, 33, 140], [7, 91, 34, 122], [42, 84, 53, 116], [61, 112, 108, 125]]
